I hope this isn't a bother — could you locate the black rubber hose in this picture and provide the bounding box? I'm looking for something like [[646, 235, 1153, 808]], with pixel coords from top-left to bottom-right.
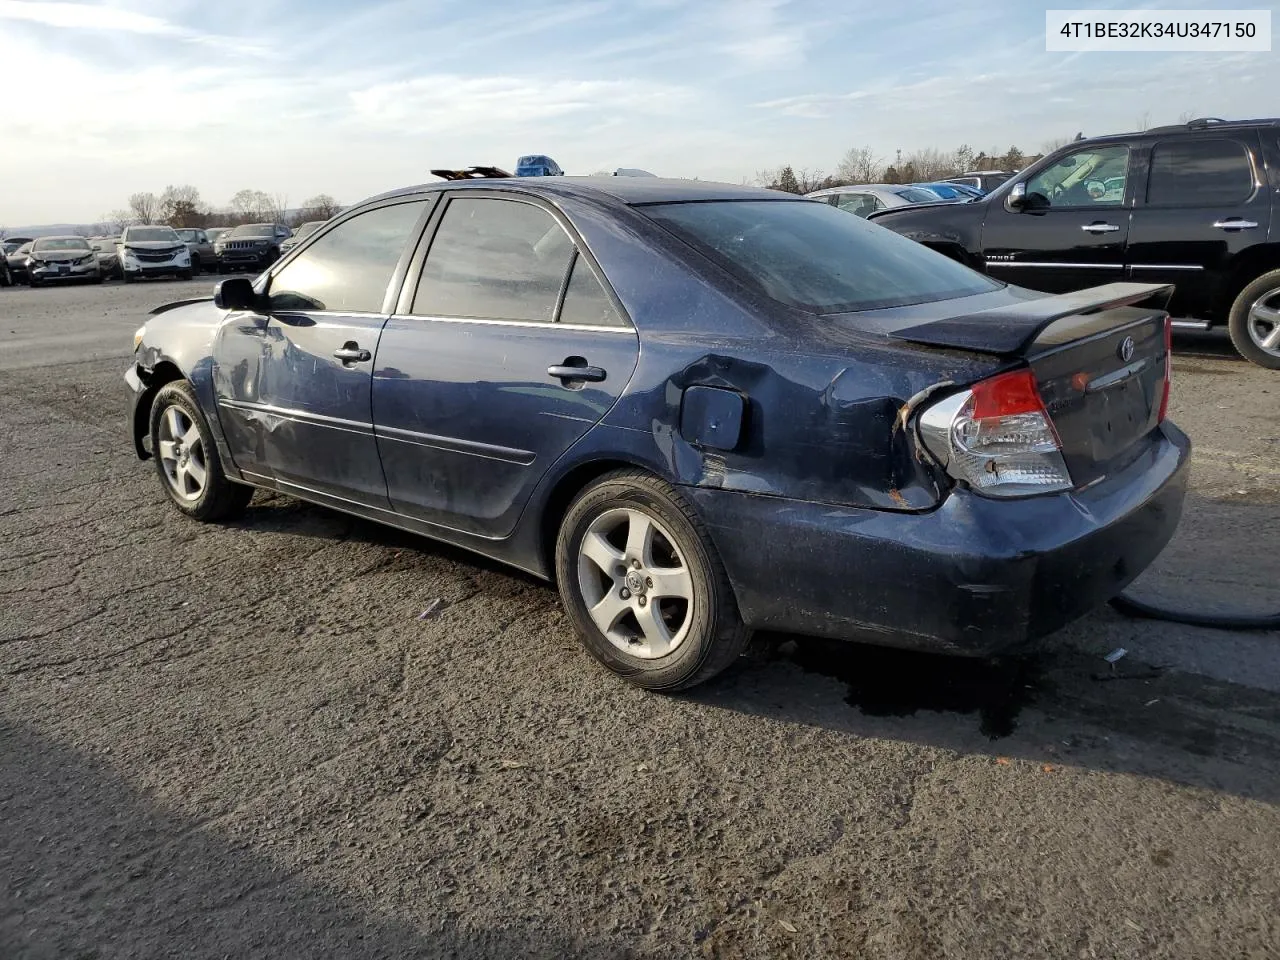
[[1109, 592, 1280, 631]]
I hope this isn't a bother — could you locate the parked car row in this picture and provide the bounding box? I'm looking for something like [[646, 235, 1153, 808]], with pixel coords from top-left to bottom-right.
[[2, 222, 303, 288]]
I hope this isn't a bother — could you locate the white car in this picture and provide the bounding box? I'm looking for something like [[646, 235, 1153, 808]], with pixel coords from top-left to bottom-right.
[[118, 225, 192, 283]]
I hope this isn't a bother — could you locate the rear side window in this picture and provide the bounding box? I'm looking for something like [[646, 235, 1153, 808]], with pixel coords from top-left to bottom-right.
[[413, 198, 575, 322], [267, 200, 426, 313], [559, 253, 626, 327], [834, 193, 881, 217], [1146, 139, 1254, 206], [643, 199, 1002, 314]]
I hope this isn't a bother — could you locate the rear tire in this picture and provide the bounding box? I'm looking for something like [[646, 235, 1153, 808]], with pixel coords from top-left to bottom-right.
[[1228, 268, 1280, 369], [148, 380, 253, 522], [554, 470, 750, 691]]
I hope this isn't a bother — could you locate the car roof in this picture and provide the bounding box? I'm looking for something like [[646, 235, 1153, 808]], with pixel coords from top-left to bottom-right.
[[364, 176, 789, 208], [35, 234, 90, 242]]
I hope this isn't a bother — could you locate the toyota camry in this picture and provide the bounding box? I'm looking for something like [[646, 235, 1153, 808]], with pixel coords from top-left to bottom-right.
[[125, 177, 1189, 690]]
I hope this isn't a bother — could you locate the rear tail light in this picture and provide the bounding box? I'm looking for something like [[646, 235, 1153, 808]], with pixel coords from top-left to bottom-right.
[[918, 368, 1073, 498], [1157, 315, 1172, 422]]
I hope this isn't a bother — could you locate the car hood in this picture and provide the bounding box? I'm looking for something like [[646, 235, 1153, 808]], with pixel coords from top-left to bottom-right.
[[123, 239, 185, 250], [32, 249, 94, 261]]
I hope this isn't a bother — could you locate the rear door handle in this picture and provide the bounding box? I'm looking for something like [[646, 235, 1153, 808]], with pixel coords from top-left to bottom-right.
[[333, 342, 371, 364], [548, 359, 606, 383], [1081, 222, 1120, 233], [1212, 218, 1259, 230]]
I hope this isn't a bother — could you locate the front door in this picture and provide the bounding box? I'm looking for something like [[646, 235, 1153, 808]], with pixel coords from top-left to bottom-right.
[[981, 142, 1134, 293], [372, 194, 640, 539], [1125, 132, 1271, 321], [212, 198, 430, 507]]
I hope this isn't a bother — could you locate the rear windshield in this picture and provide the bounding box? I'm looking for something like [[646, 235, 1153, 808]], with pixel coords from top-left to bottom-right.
[[642, 199, 1001, 314]]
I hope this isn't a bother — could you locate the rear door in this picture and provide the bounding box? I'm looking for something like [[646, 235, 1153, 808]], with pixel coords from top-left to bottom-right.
[[211, 198, 431, 506], [980, 142, 1134, 293], [1125, 132, 1270, 322], [372, 193, 640, 538]]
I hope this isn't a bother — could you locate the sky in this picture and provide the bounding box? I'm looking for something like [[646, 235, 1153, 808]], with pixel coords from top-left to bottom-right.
[[1, 0, 1276, 225]]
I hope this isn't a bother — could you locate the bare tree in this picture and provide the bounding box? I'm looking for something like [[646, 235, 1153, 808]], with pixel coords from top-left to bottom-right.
[[901, 148, 957, 181], [1178, 109, 1197, 124], [101, 210, 132, 233], [266, 193, 290, 224], [1041, 136, 1073, 153], [228, 189, 270, 222], [1136, 110, 1151, 131], [128, 192, 160, 225], [299, 194, 342, 221], [836, 145, 883, 184], [954, 144, 976, 174], [159, 184, 204, 227]]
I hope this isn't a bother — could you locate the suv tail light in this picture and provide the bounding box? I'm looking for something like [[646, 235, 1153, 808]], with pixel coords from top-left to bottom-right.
[[918, 368, 1073, 498], [1157, 315, 1172, 422]]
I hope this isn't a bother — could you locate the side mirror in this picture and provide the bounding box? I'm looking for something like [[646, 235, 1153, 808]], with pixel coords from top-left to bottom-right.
[[213, 277, 260, 312], [1004, 181, 1027, 212]]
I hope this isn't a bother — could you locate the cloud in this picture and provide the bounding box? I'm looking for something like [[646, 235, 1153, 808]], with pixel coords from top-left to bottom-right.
[[348, 74, 694, 133], [0, 0, 179, 34]]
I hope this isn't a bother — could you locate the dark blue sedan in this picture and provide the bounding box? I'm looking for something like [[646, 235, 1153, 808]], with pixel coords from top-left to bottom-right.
[[125, 177, 1189, 690]]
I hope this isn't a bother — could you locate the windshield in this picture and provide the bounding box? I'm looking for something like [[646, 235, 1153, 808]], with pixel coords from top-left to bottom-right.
[[33, 237, 91, 252], [175, 229, 199, 241], [126, 227, 179, 243], [230, 223, 275, 238], [642, 199, 1002, 314], [894, 187, 946, 203], [3, 240, 22, 254]]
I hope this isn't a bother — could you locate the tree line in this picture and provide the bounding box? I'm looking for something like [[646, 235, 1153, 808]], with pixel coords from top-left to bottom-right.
[[86, 186, 345, 236], [756, 142, 1064, 194]]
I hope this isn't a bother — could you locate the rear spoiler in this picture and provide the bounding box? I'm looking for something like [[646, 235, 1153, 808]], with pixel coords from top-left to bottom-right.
[[889, 283, 1175, 356]]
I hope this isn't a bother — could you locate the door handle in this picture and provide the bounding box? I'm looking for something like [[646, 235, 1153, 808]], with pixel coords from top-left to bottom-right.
[[547, 358, 606, 384], [1081, 222, 1120, 233], [1212, 218, 1259, 230], [333, 342, 371, 364]]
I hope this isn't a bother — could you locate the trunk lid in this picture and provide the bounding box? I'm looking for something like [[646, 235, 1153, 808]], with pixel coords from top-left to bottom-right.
[[890, 282, 1174, 487]]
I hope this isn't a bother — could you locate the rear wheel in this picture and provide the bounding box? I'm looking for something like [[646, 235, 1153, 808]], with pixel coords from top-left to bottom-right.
[[554, 470, 750, 691], [1228, 268, 1280, 370], [149, 380, 253, 521]]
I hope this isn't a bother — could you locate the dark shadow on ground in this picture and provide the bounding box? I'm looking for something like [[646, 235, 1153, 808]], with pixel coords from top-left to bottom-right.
[[0, 723, 621, 960]]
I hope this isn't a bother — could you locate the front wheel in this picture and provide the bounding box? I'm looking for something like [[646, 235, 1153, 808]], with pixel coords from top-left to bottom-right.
[[149, 380, 253, 521], [178, 269, 193, 280], [1228, 268, 1280, 370], [554, 470, 750, 691]]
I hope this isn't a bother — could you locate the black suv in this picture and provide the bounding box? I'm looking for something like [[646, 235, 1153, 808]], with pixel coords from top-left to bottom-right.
[[869, 118, 1280, 368], [214, 222, 292, 273]]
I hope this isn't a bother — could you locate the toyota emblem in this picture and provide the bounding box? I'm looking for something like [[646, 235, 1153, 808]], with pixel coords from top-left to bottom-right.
[[1118, 336, 1135, 363]]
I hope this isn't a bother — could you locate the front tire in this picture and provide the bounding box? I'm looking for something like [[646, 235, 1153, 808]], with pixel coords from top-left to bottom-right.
[[1228, 268, 1280, 370], [149, 380, 253, 522], [554, 470, 750, 691], [179, 269, 193, 280]]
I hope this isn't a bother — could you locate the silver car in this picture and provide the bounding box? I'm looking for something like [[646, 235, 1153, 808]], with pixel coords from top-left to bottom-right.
[[278, 220, 325, 256], [27, 236, 103, 286], [175, 228, 217, 275], [805, 184, 956, 217]]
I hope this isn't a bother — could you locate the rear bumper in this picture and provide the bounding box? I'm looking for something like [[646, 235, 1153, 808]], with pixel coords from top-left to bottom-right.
[[689, 424, 1191, 656]]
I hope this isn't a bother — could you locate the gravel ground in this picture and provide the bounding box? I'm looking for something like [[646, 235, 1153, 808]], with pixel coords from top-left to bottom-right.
[[2, 279, 1278, 959]]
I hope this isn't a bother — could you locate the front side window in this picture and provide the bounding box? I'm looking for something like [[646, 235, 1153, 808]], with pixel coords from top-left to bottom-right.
[[643, 199, 1002, 314], [267, 201, 426, 314], [1146, 139, 1254, 206], [412, 198, 575, 322], [1024, 146, 1130, 208]]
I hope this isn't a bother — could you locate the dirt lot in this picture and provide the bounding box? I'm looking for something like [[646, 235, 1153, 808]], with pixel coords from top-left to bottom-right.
[[2, 279, 1278, 959]]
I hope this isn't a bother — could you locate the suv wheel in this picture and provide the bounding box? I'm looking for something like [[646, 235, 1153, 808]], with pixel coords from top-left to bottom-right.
[[149, 381, 253, 521], [554, 470, 750, 691], [190, 254, 201, 275], [1228, 268, 1280, 370]]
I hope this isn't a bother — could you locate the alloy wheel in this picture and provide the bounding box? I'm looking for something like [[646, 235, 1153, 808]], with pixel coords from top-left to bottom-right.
[[576, 507, 695, 659], [157, 404, 208, 502], [1247, 288, 1280, 359]]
